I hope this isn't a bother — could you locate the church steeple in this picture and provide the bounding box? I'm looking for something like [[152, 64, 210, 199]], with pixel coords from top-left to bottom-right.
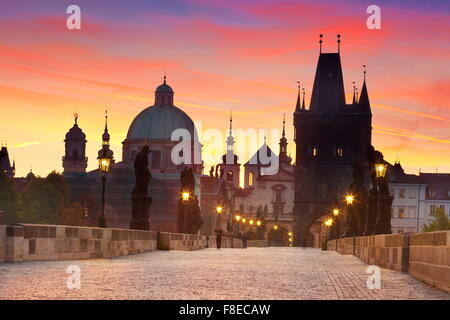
[[279, 114, 291, 165], [97, 110, 114, 167], [63, 113, 88, 174], [102, 109, 110, 146], [224, 111, 237, 165], [221, 112, 240, 188]]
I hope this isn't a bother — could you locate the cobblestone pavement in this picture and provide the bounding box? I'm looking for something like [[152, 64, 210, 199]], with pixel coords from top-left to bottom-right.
[[0, 248, 448, 300]]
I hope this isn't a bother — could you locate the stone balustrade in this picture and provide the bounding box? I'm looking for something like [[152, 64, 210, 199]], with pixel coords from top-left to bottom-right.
[[409, 231, 449, 293], [2, 224, 158, 262], [157, 232, 245, 250], [327, 230, 449, 293], [0, 223, 274, 263], [247, 240, 270, 247]]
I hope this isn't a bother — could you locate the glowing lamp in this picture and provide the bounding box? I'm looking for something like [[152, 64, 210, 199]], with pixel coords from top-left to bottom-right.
[[375, 163, 387, 178], [345, 194, 354, 205], [181, 191, 190, 202]]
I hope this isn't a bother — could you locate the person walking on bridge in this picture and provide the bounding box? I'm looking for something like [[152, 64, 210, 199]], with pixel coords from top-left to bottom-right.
[[215, 228, 223, 249]]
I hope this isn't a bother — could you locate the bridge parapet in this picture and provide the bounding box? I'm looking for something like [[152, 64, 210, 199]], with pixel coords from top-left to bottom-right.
[[1, 224, 158, 262], [327, 231, 450, 293]]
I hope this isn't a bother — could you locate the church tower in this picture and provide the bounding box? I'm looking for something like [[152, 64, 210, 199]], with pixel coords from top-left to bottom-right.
[[221, 112, 240, 188], [293, 35, 372, 246], [97, 110, 114, 166], [63, 113, 88, 174], [279, 114, 292, 166], [0, 144, 15, 179]]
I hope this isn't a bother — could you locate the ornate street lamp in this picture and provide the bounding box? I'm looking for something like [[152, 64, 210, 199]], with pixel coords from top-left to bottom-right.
[[235, 214, 241, 222], [374, 161, 393, 234], [273, 224, 278, 230], [97, 153, 111, 228], [375, 163, 387, 178], [216, 205, 223, 214], [256, 220, 262, 227]]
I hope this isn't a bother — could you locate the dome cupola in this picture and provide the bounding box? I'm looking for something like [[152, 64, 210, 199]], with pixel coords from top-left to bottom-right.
[[155, 75, 174, 106]]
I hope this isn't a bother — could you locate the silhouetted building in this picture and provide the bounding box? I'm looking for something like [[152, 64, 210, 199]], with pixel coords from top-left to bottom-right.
[[0, 145, 15, 179], [293, 41, 372, 246], [65, 78, 202, 231], [63, 115, 88, 174]]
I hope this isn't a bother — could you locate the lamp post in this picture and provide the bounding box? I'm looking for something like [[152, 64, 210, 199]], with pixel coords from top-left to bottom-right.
[[97, 155, 111, 228], [331, 208, 341, 239], [215, 204, 223, 230], [323, 217, 334, 250], [374, 162, 392, 234], [343, 194, 356, 237]]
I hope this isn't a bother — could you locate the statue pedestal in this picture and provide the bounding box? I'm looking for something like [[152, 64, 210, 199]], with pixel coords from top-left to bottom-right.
[[130, 194, 151, 230]]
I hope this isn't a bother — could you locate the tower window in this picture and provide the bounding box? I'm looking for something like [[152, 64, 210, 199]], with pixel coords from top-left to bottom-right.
[[332, 146, 344, 157], [308, 146, 318, 157], [248, 172, 254, 186], [227, 171, 233, 181]]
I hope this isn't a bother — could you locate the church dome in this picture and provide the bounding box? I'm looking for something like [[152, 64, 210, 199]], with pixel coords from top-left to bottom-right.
[[126, 79, 197, 141], [126, 105, 196, 141], [155, 83, 174, 93], [65, 123, 86, 141]]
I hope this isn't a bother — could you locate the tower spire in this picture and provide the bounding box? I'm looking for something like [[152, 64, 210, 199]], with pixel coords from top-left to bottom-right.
[[319, 34, 323, 53], [279, 114, 291, 164], [302, 88, 306, 110], [295, 81, 301, 112], [352, 81, 356, 104], [224, 111, 238, 166], [337, 34, 341, 53], [102, 109, 110, 146], [163, 72, 167, 84], [358, 64, 371, 114], [74, 112, 78, 125]]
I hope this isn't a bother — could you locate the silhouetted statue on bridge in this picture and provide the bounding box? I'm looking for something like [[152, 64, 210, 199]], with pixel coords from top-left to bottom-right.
[[130, 145, 152, 230]]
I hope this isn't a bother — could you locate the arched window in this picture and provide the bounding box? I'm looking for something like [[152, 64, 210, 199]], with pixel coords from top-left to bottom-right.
[[248, 172, 254, 186], [227, 171, 233, 181]]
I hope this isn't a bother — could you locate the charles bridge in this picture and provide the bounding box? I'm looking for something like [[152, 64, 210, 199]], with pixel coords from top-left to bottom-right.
[[0, 220, 448, 299]]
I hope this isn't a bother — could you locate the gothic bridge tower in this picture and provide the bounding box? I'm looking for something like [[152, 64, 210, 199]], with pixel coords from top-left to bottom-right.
[[293, 35, 372, 246]]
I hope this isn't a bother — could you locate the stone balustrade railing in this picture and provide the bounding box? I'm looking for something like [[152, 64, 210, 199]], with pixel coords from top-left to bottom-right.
[[1, 224, 158, 262], [327, 231, 450, 293]]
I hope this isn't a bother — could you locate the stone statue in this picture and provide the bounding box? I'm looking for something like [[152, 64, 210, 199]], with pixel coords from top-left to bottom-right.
[[130, 145, 152, 230], [132, 145, 152, 196], [180, 167, 195, 192]]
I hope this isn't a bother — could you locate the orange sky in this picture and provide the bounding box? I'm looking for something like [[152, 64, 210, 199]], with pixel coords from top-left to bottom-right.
[[1, 0, 449, 177]]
